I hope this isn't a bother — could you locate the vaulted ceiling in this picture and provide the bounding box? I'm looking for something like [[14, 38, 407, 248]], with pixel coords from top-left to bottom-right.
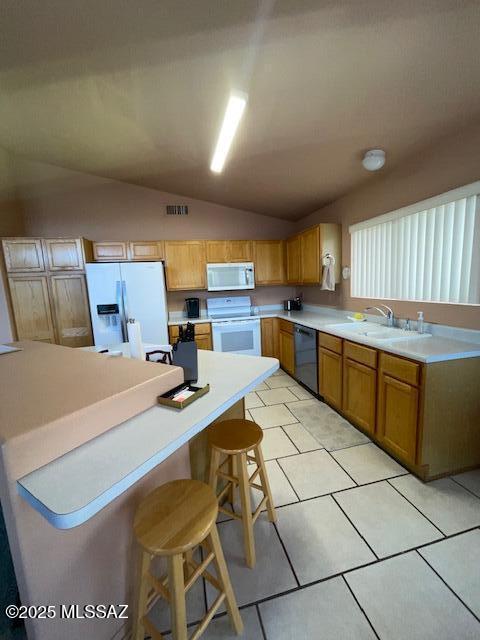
[[1, 0, 480, 219]]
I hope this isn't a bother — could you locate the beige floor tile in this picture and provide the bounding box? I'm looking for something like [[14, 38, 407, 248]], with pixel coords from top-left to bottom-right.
[[261, 427, 298, 460], [419, 529, 480, 618], [278, 450, 355, 499], [335, 481, 443, 557], [257, 387, 298, 405], [276, 497, 375, 583], [453, 469, 480, 498], [288, 385, 314, 400], [253, 381, 269, 391], [346, 552, 480, 640], [390, 475, 480, 535], [260, 577, 377, 640], [206, 519, 297, 609], [331, 442, 408, 484], [282, 422, 320, 453], [244, 391, 264, 409], [265, 374, 297, 389], [165, 605, 263, 639], [249, 404, 298, 429], [231, 459, 298, 514]]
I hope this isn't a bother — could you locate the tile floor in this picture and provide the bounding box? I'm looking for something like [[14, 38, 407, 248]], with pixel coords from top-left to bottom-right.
[[154, 370, 480, 640]]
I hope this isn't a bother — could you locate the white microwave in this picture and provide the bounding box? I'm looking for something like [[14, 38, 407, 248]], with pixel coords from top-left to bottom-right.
[[206, 262, 255, 291]]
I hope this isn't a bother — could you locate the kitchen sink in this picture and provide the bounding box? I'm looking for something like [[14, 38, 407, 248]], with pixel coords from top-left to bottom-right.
[[325, 322, 431, 342]]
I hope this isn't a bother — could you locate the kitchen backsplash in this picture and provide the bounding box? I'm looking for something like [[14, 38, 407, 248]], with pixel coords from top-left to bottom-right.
[[166, 286, 297, 313]]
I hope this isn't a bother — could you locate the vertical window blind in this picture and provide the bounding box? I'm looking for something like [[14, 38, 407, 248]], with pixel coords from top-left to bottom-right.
[[350, 183, 480, 304]]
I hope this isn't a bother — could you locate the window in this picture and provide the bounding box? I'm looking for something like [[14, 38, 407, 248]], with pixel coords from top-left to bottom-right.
[[350, 182, 480, 304]]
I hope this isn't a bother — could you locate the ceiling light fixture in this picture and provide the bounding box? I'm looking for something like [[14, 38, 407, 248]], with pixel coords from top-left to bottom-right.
[[362, 149, 386, 171], [210, 91, 248, 174]]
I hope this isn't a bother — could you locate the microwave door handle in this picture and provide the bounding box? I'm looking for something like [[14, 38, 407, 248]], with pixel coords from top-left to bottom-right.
[[245, 268, 250, 285]]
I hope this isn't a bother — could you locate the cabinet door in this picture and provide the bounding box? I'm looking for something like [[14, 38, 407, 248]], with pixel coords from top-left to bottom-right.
[[195, 334, 212, 350], [128, 241, 164, 261], [319, 347, 342, 409], [300, 226, 320, 283], [206, 241, 229, 263], [261, 317, 278, 357], [377, 373, 419, 464], [254, 240, 285, 285], [50, 274, 93, 347], [2, 238, 45, 272], [93, 242, 128, 261], [44, 238, 85, 271], [279, 330, 294, 375], [286, 236, 301, 284], [8, 276, 55, 341], [164, 241, 206, 290], [342, 357, 376, 434], [228, 241, 252, 262]]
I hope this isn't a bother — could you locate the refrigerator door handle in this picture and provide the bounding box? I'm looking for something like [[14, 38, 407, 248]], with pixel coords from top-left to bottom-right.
[[116, 280, 127, 341], [122, 280, 130, 323]]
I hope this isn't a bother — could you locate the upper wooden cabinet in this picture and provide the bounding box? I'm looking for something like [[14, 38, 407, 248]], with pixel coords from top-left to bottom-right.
[[254, 240, 285, 285], [43, 238, 89, 271], [49, 274, 93, 347], [8, 275, 55, 342], [205, 240, 252, 263], [128, 240, 164, 261], [286, 235, 301, 284], [2, 238, 45, 273], [165, 241, 207, 290], [286, 223, 341, 285], [93, 241, 128, 261]]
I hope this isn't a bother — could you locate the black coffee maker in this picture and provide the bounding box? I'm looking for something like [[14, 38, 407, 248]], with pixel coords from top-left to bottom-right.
[[185, 297, 200, 319]]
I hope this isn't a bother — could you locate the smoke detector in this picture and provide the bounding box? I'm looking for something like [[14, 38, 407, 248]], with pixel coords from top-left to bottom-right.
[[362, 149, 385, 171]]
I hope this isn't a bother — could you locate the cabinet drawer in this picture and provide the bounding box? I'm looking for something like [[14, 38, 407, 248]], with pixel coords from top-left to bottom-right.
[[344, 340, 377, 368], [380, 353, 420, 386], [279, 319, 294, 334], [319, 332, 342, 355]]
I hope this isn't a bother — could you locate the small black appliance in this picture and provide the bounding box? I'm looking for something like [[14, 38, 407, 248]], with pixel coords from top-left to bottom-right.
[[284, 297, 303, 311], [185, 297, 200, 319]]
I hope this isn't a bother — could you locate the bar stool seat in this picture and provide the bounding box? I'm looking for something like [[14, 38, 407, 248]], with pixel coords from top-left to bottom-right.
[[133, 479, 243, 640], [208, 419, 277, 569]]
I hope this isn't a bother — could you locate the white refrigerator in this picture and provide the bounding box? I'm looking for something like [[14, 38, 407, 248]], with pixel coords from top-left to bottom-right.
[[85, 262, 169, 346]]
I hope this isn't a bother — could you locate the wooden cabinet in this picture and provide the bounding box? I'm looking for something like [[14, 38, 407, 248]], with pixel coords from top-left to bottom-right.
[[43, 238, 89, 271], [128, 240, 164, 261], [319, 340, 343, 410], [205, 240, 252, 263], [261, 317, 279, 358], [279, 320, 294, 375], [93, 241, 128, 261], [253, 240, 285, 285], [343, 356, 377, 435], [300, 226, 320, 283], [2, 238, 45, 272], [50, 274, 93, 347], [286, 235, 301, 284], [8, 276, 55, 342], [168, 322, 212, 350], [377, 372, 419, 465], [164, 241, 207, 290]]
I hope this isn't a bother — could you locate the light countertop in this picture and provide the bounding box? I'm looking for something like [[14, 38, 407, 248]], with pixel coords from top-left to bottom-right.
[[169, 307, 480, 364], [17, 350, 278, 529]]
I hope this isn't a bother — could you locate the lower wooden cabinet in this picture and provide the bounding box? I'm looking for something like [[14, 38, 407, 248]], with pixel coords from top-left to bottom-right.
[[319, 347, 342, 409], [377, 371, 419, 465], [50, 274, 93, 347], [168, 322, 212, 350], [8, 276, 55, 342], [260, 317, 278, 357], [279, 328, 294, 375], [194, 334, 212, 350], [342, 357, 377, 435]]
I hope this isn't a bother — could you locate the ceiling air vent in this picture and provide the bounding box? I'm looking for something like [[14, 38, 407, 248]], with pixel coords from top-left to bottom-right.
[[166, 205, 189, 215]]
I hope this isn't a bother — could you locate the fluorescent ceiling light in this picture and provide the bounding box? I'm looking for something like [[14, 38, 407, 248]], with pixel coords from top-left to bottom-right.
[[210, 91, 248, 173]]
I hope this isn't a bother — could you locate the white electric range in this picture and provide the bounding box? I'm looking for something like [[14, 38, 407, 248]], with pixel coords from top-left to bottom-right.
[[206, 296, 261, 356]]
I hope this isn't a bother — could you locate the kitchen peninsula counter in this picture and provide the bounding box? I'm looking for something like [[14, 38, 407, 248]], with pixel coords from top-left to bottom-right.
[[0, 342, 278, 640]]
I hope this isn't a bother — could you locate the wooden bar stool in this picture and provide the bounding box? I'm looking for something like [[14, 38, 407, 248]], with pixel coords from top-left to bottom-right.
[[132, 479, 243, 640], [208, 418, 277, 568]]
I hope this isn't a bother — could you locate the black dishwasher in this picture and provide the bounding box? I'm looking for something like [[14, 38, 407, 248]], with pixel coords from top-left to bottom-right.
[[294, 324, 317, 393]]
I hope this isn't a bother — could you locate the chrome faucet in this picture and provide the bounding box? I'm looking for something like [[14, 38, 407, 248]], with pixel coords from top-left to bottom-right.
[[364, 304, 395, 327]]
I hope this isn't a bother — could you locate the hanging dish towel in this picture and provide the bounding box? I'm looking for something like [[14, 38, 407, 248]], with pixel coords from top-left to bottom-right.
[[321, 254, 336, 291]]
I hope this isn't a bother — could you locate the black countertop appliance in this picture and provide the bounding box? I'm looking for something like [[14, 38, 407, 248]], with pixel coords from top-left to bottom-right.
[[284, 297, 302, 311], [185, 297, 200, 319]]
